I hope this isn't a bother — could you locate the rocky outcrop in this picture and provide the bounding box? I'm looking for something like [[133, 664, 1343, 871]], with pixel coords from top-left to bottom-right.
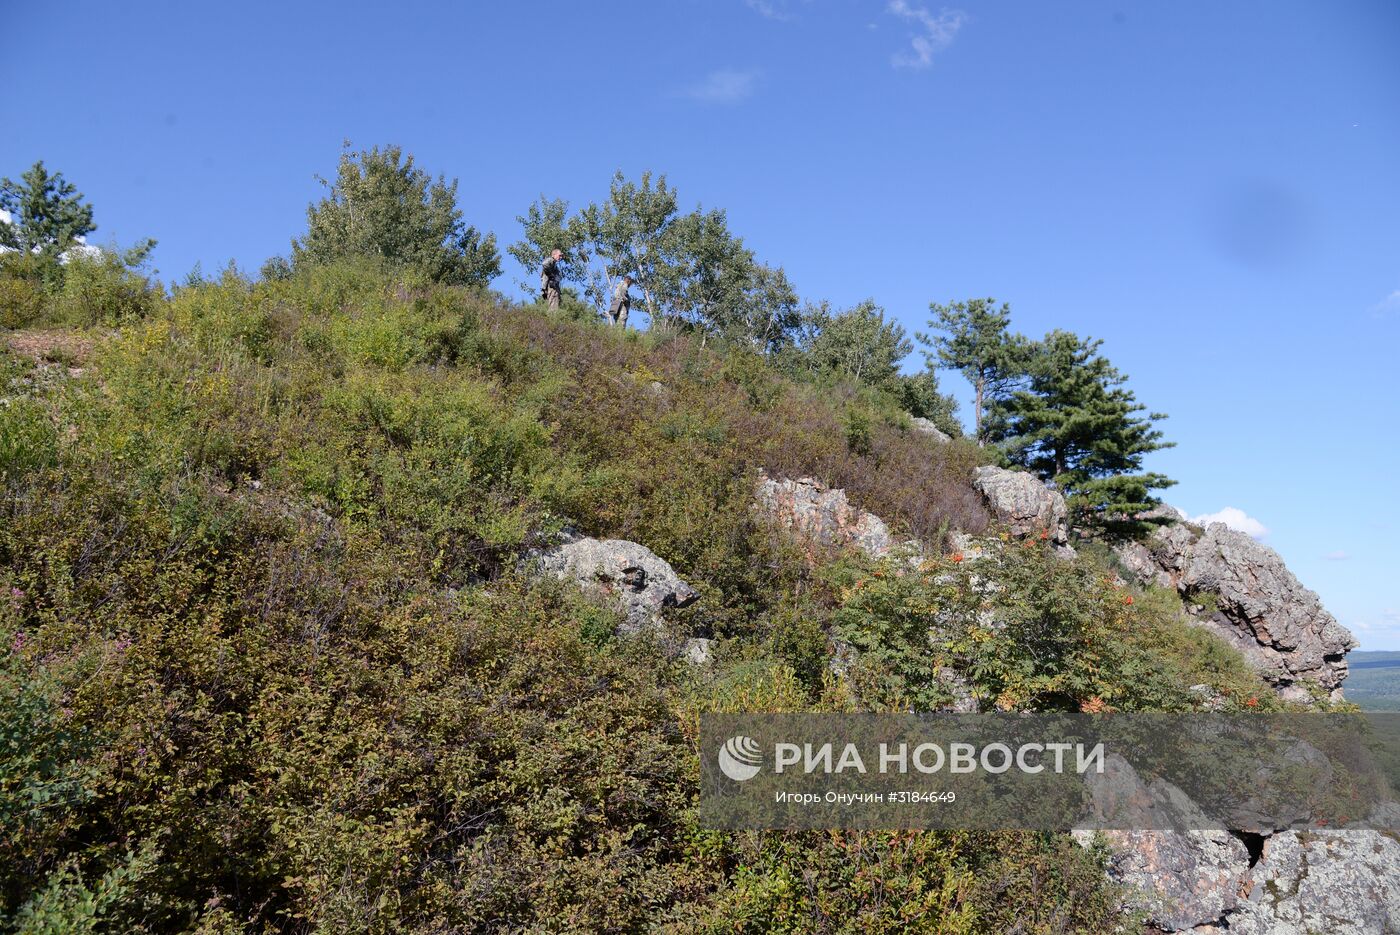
[[754, 472, 899, 559], [1091, 827, 1400, 933], [908, 416, 951, 443], [1078, 755, 1400, 932], [971, 466, 1071, 548], [534, 535, 699, 634], [1205, 830, 1400, 935], [1113, 519, 1357, 702]]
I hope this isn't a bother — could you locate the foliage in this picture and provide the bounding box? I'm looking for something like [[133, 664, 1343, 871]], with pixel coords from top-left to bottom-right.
[[918, 298, 1029, 445], [833, 540, 1277, 714], [293, 145, 500, 287], [801, 300, 910, 389], [0, 261, 1277, 931], [510, 171, 801, 350], [0, 162, 97, 259], [986, 330, 1175, 536]]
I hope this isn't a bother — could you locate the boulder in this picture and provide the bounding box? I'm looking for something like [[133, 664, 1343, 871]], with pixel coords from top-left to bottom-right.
[[754, 471, 898, 559], [534, 535, 699, 634], [1074, 755, 1252, 931], [908, 416, 951, 443], [1183, 524, 1356, 700], [1113, 518, 1357, 701], [971, 466, 1070, 547]]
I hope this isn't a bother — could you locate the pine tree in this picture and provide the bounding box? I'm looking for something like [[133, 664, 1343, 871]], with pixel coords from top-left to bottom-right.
[[294, 145, 499, 287], [987, 330, 1175, 535], [0, 161, 97, 256], [917, 298, 1029, 445]]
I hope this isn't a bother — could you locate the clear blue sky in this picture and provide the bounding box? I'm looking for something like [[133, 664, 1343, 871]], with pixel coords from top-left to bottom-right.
[[5, 1, 1398, 648]]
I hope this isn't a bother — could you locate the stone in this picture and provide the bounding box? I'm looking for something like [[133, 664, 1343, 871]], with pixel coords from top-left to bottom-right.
[[534, 535, 699, 634], [1194, 831, 1400, 934], [970, 466, 1070, 547], [1183, 524, 1356, 699], [1113, 517, 1357, 701], [754, 471, 898, 559], [908, 416, 951, 443], [1074, 755, 1251, 931]]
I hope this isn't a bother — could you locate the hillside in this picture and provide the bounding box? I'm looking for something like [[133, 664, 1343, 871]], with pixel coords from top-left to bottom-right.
[[0, 263, 1391, 932]]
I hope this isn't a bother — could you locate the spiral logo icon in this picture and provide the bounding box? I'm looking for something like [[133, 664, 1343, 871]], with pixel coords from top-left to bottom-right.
[[718, 735, 763, 781]]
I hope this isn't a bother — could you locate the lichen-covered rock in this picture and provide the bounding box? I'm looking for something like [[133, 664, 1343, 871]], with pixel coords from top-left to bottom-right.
[[908, 416, 950, 443], [971, 466, 1070, 547], [1113, 517, 1357, 701], [1074, 755, 1252, 931], [754, 472, 898, 559], [1193, 830, 1400, 934], [1183, 524, 1356, 700], [534, 535, 699, 634]]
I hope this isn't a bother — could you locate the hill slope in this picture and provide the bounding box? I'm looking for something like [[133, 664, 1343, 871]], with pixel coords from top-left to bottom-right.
[[0, 264, 1351, 932]]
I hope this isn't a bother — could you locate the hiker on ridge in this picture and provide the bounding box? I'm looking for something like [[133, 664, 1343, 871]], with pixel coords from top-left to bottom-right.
[[540, 248, 563, 311], [607, 274, 633, 327]]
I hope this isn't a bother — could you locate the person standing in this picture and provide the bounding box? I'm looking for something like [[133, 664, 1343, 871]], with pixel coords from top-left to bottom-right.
[[607, 274, 633, 327], [540, 248, 563, 311]]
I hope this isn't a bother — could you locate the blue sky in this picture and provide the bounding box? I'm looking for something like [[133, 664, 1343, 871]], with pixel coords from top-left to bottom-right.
[[5, 1, 1398, 647]]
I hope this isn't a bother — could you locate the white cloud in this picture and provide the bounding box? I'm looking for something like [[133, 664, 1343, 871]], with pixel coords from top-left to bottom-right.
[[1191, 506, 1269, 539], [745, 0, 803, 20], [886, 1, 967, 69], [0, 208, 10, 225], [684, 68, 761, 104], [1371, 289, 1400, 318], [1324, 550, 1351, 561]]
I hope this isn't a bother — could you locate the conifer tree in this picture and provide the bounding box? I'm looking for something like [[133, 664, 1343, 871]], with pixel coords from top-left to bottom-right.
[[294, 145, 499, 286], [0, 161, 97, 256], [987, 329, 1175, 535]]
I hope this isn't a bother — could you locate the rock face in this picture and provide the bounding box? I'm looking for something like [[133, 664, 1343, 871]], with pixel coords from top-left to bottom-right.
[[1095, 828, 1400, 933], [534, 535, 699, 634], [971, 466, 1070, 547], [754, 472, 898, 559], [908, 416, 951, 443], [1114, 519, 1357, 702], [1077, 756, 1400, 932], [1210, 830, 1400, 935]]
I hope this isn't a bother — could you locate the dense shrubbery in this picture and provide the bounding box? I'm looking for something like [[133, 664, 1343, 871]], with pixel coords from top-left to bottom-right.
[[1, 261, 1286, 932]]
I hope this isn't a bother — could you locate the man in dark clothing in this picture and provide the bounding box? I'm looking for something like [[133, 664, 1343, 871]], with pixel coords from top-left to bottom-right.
[[607, 274, 633, 327], [540, 248, 563, 311]]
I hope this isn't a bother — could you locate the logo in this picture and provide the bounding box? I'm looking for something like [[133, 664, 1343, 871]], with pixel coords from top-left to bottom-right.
[[718, 735, 763, 781]]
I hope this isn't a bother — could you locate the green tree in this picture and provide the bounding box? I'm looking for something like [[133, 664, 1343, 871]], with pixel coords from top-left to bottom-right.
[[293, 144, 499, 286], [918, 298, 1029, 445], [892, 370, 961, 436], [509, 171, 801, 349], [0, 162, 96, 258], [987, 329, 1175, 535], [803, 300, 911, 387]]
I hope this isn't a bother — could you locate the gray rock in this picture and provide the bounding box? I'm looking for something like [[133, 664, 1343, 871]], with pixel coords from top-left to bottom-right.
[[1113, 516, 1357, 700], [682, 637, 714, 666], [908, 416, 951, 443], [971, 466, 1070, 547], [755, 472, 897, 559], [534, 535, 699, 634], [1183, 524, 1356, 699], [1195, 831, 1400, 935], [1074, 755, 1251, 931]]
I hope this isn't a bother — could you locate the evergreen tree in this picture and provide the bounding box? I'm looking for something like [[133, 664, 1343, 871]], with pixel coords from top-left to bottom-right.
[[294, 145, 499, 287], [987, 330, 1175, 535], [918, 298, 1029, 445], [0, 161, 96, 257]]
